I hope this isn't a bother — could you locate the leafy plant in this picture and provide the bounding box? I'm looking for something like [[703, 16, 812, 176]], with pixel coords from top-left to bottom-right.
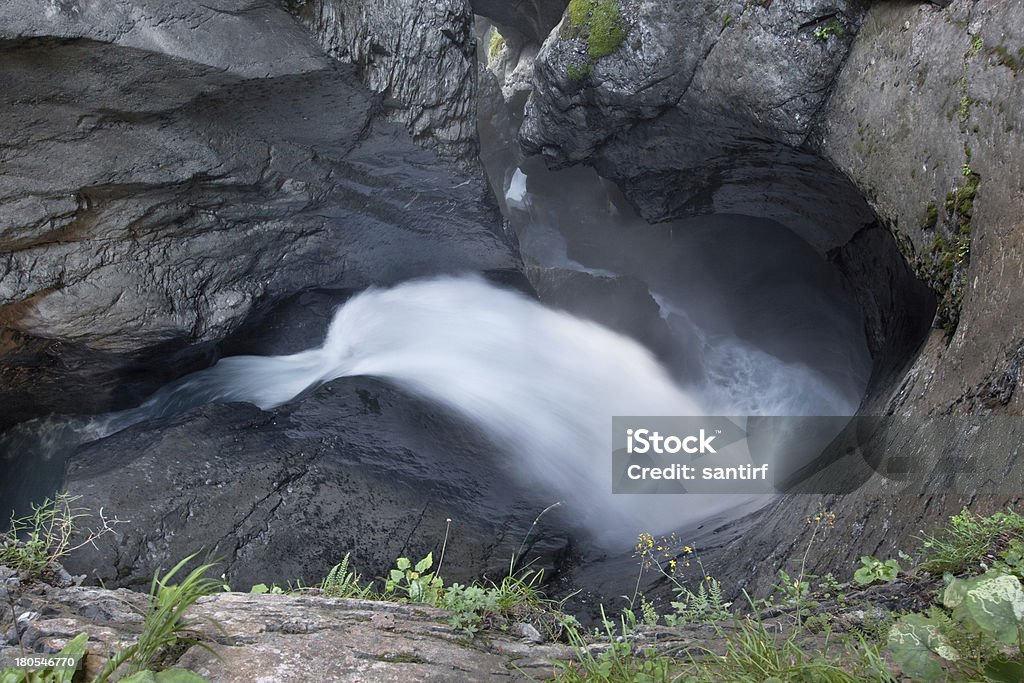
[[888, 570, 1024, 682], [638, 595, 659, 627], [665, 578, 731, 626], [814, 19, 844, 42], [320, 553, 374, 599], [0, 493, 124, 578], [442, 583, 501, 635], [772, 568, 813, 609], [385, 553, 443, 604], [853, 556, 901, 586], [994, 539, 1024, 578], [94, 554, 221, 682]]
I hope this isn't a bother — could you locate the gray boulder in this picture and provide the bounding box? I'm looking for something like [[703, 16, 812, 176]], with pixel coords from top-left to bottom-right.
[[61, 377, 574, 591], [520, 0, 868, 185], [0, 31, 517, 427]]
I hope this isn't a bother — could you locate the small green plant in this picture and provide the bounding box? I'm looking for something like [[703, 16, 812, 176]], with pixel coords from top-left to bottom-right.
[[487, 29, 506, 61], [248, 583, 284, 595], [384, 553, 444, 604], [854, 556, 901, 586], [94, 554, 221, 682], [638, 594, 659, 627], [917, 507, 1024, 575], [957, 95, 974, 123], [442, 583, 501, 636], [566, 62, 593, 82], [0, 493, 124, 578], [921, 201, 939, 230], [814, 19, 844, 42], [994, 538, 1024, 578], [320, 552, 375, 599], [665, 578, 731, 626]]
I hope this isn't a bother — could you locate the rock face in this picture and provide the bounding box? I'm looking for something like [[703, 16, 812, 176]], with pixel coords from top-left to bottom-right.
[[61, 377, 573, 591], [0, 578, 571, 682], [813, 0, 1024, 415], [520, 0, 870, 229], [0, 7, 518, 428], [670, 0, 1024, 596], [284, 0, 481, 163], [515, 0, 934, 395]]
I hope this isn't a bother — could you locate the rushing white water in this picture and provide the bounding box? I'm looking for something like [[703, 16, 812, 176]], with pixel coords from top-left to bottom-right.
[[74, 274, 766, 538]]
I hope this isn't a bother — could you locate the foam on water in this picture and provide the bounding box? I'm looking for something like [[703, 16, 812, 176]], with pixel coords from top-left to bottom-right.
[[70, 275, 767, 538]]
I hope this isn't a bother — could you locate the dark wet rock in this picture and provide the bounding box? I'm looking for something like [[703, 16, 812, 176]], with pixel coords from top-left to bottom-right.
[[60, 377, 575, 591], [284, 0, 481, 162], [0, 34, 517, 428]]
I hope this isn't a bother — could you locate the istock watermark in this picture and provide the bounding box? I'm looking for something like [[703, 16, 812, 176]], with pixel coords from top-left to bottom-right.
[[613, 417, 772, 494], [611, 416, 1024, 495]]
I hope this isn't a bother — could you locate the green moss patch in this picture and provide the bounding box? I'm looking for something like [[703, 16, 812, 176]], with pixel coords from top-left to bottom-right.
[[563, 0, 627, 80], [919, 172, 980, 335], [488, 30, 506, 61]]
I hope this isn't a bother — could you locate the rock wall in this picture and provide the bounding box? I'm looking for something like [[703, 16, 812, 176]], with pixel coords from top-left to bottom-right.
[[814, 0, 1024, 415], [687, 0, 1024, 596], [473, 0, 568, 45], [284, 0, 481, 163], [515, 0, 931, 395], [0, 3, 518, 428]]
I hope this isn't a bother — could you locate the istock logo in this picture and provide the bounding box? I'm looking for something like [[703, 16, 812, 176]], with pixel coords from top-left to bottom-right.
[[625, 428, 716, 454]]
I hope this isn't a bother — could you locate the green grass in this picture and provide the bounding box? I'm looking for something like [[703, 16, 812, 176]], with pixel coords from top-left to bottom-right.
[[0, 493, 122, 578], [94, 554, 221, 682], [682, 617, 894, 682], [917, 507, 1024, 575], [550, 608, 895, 682]]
